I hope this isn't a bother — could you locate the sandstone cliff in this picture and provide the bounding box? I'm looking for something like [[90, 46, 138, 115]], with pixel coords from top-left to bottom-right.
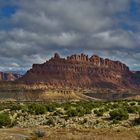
[[19, 53, 140, 90], [0, 72, 21, 81]]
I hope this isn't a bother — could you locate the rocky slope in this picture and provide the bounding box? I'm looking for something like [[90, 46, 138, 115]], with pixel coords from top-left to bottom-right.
[[19, 53, 140, 90], [0, 72, 21, 81]]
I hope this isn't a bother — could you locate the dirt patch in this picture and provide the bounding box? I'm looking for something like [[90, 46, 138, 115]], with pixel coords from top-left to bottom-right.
[[0, 128, 32, 140], [44, 127, 140, 140], [0, 127, 139, 140]]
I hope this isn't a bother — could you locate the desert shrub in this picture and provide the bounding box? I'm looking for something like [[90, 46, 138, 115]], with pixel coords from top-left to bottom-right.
[[76, 107, 86, 117], [45, 105, 56, 112], [66, 109, 78, 117], [28, 103, 46, 115], [91, 102, 103, 108], [10, 104, 21, 111], [81, 102, 94, 114], [46, 118, 55, 126], [111, 101, 129, 109], [138, 101, 140, 105], [109, 108, 129, 121], [103, 106, 109, 112], [63, 104, 72, 111], [112, 119, 120, 124], [66, 105, 91, 117], [0, 105, 7, 111], [21, 105, 28, 113], [82, 102, 92, 109], [110, 103, 119, 109], [130, 102, 136, 106], [34, 129, 46, 137], [0, 113, 11, 127], [126, 106, 139, 114], [94, 109, 104, 116], [122, 102, 129, 107], [84, 107, 92, 114], [63, 101, 102, 112]]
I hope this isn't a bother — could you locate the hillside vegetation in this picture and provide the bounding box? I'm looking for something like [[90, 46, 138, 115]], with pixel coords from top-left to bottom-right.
[[0, 100, 140, 139]]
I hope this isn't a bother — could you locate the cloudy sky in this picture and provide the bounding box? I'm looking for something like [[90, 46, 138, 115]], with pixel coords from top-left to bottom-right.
[[0, 0, 140, 71]]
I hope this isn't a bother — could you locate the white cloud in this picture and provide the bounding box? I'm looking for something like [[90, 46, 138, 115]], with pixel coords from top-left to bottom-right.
[[11, 62, 20, 67], [0, 0, 140, 71]]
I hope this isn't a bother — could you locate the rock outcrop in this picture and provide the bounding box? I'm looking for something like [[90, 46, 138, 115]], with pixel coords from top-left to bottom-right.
[[0, 72, 21, 81], [19, 53, 140, 90]]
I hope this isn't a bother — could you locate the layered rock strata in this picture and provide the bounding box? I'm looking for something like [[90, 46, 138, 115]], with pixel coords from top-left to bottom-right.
[[19, 53, 140, 89]]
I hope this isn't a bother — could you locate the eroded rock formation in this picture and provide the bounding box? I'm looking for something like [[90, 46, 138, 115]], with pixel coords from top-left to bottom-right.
[[19, 53, 140, 90], [0, 72, 21, 81]]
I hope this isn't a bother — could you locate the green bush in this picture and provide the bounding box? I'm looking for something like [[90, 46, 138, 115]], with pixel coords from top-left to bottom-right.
[[110, 103, 119, 109], [28, 104, 46, 115], [10, 104, 21, 111], [0, 113, 11, 128], [138, 101, 140, 105], [76, 107, 85, 117], [66, 109, 78, 117], [130, 102, 136, 106], [109, 101, 129, 110], [91, 102, 102, 108], [66, 106, 90, 117], [94, 109, 104, 116], [109, 108, 129, 121], [84, 107, 92, 114], [112, 119, 120, 124], [0, 105, 7, 111], [21, 105, 28, 113], [45, 105, 56, 112], [126, 106, 139, 114]]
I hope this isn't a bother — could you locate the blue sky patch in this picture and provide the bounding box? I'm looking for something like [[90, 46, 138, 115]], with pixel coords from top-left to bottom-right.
[[129, 0, 140, 19], [116, 0, 140, 32], [0, 5, 17, 18]]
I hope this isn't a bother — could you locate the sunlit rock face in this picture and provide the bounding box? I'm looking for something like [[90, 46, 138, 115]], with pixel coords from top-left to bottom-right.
[[19, 53, 140, 89]]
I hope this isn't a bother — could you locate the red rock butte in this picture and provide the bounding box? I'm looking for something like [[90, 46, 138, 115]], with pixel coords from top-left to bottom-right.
[[19, 53, 140, 90]]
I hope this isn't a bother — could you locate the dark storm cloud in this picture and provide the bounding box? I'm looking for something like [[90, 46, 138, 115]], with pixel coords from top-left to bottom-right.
[[0, 0, 140, 71]]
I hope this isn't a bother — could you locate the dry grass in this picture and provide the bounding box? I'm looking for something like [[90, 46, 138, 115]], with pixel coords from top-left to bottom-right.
[[42, 128, 140, 140]]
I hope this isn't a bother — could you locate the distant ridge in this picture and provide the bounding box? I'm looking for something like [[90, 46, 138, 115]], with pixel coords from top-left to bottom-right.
[[19, 53, 140, 90], [0, 72, 21, 81]]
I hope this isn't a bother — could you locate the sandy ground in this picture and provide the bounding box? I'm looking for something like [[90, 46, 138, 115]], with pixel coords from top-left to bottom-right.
[[0, 127, 140, 140]]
